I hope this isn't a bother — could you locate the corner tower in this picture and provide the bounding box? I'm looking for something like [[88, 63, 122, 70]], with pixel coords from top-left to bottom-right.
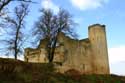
[[89, 24, 110, 74]]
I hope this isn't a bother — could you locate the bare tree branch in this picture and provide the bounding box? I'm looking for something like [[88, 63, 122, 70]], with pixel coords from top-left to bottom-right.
[[33, 8, 77, 63], [0, 0, 36, 13], [0, 2, 29, 60]]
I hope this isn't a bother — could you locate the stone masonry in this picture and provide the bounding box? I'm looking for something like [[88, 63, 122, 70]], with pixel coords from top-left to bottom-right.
[[24, 24, 110, 74]]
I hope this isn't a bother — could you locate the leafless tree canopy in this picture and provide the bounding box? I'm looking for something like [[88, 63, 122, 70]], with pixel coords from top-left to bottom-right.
[[0, 3, 29, 59], [33, 9, 77, 62], [0, 0, 33, 13]]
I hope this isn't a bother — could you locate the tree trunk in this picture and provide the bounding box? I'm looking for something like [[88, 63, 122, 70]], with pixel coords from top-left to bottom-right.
[[0, 0, 11, 13], [14, 51, 17, 60]]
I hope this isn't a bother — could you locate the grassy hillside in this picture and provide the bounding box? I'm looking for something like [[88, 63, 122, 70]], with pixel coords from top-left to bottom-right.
[[0, 58, 125, 83]]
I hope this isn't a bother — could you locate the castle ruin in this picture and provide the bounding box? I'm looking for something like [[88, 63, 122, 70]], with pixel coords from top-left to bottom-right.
[[24, 24, 110, 74]]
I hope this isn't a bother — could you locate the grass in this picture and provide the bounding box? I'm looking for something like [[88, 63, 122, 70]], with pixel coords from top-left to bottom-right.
[[0, 58, 125, 83]]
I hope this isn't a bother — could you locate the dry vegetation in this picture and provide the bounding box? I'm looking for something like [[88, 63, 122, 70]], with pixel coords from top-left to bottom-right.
[[0, 58, 125, 83]]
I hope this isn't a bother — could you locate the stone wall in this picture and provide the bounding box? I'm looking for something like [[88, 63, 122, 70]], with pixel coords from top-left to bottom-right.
[[24, 24, 110, 74]]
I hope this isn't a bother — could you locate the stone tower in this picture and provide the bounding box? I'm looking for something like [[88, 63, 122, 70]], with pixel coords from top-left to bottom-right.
[[89, 24, 110, 74]]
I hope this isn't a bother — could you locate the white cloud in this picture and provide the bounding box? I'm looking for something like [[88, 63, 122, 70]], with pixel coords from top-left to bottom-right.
[[70, 0, 108, 10], [108, 46, 125, 63], [108, 46, 125, 75], [41, 0, 59, 13], [110, 61, 125, 75]]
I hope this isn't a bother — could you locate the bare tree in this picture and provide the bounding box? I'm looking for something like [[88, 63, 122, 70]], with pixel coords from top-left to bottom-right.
[[1, 3, 29, 60], [0, 0, 33, 13], [34, 9, 77, 63], [0, 0, 34, 34]]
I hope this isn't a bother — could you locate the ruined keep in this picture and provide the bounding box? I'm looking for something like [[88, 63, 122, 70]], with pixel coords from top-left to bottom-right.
[[24, 24, 110, 74]]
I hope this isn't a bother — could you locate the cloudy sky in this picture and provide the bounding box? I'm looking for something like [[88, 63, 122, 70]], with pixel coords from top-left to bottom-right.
[[1, 0, 125, 75]]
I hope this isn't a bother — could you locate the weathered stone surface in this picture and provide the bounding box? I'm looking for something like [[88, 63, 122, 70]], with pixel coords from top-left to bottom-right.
[[24, 24, 110, 74]]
